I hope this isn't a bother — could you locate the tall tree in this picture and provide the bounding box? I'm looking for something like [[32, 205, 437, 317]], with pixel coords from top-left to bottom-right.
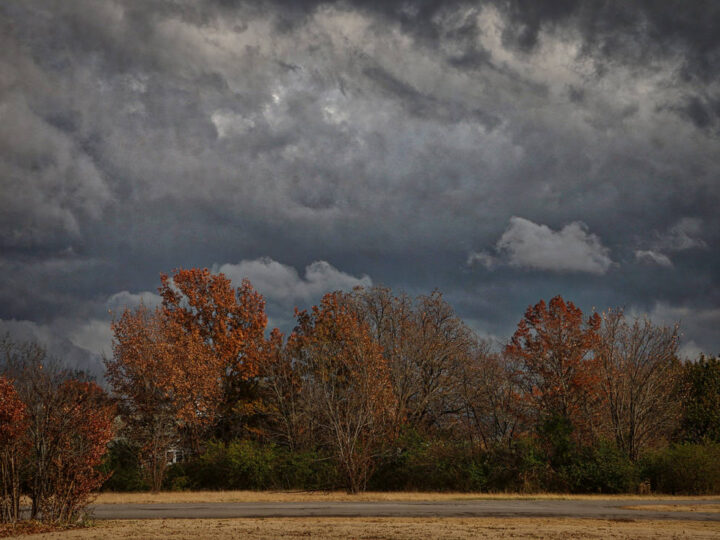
[[349, 287, 475, 434], [108, 305, 182, 491], [291, 292, 397, 493], [506, 296, 602, 441], [108, 302, 224, 488], [259, 328, 309, 451], [596, 310, 681, 460], [159, 268, 268, 438]]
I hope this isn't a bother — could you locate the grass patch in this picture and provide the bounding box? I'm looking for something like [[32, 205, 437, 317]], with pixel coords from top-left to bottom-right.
[[14, 517, 720, 539]]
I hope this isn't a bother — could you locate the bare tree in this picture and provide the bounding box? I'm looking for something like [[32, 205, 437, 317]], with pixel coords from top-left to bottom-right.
[[350, 287, 475, 434], [457, 344, 526, 450], [596, 309, 682, 460], [259, 329, 311, 452]]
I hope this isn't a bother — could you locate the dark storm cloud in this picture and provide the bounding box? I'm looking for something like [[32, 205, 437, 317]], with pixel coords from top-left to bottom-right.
[[0, 0, 718, 367]]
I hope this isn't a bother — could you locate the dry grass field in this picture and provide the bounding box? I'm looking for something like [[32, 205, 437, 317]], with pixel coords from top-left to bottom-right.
[[14, 517, 720, 539], [623, 504, 720, 513], [92, 490, 720, 504]]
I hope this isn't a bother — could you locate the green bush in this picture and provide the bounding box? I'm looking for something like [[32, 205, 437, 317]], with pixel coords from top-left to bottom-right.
[[642, 443, 720, 494], [104, 436, 720, 495], [167, 439, 340, 491], [100, 440, 148, 492], [274, 448, 340, 490], [565, 441, 640, 494], [370, 431, 487, 492], [482, 439, 548, 493]]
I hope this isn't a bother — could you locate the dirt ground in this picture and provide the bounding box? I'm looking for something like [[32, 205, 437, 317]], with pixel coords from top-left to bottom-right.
[[14, 517, 720, 539], [93, 490, 720, 504]]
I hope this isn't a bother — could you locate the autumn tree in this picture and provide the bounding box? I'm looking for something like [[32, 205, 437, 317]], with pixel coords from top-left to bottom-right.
[[0, 376, 27, 523], [290, 292, 397, 493], [107, 305, 181, 491], [1, 338, 114, 522], [349, 287, 476, 434], [159, 268, 268, 439], [595, 310, 681, 460], [506, 296, 602, 443], [108, 302, 225, 488], [39, 380, 115, 523]]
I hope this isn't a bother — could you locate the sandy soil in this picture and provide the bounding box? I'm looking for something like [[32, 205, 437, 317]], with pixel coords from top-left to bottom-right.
[[624, 504, 720, 513], [15, 517, 720, 539], [93, 490, 720, 504]]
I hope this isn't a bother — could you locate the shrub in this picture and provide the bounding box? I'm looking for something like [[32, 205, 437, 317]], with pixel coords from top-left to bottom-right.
[[370, 432, 487, 492], [100, 440, 147, 492], [642, 443, 720, 494], [566, 441, 640, 493], [169, 440, 340, 491]]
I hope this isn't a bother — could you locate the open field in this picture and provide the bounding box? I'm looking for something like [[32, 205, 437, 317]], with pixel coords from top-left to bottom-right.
[[93, 490, 720, 505], [15, 517, 720, 539]]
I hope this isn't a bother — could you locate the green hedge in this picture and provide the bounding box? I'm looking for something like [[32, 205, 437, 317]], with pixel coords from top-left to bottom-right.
[[100, 440, 148, 492], [642, 443, 720, 494], [164, 440, 339, 491], [101, 437, 720, 495]]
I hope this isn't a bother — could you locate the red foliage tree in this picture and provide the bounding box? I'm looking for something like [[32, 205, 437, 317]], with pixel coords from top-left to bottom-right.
[[159, 268, 267, 381], [506, 296, 601, 440], [41, 381, 115, 523], [0, 377, 27, 523]]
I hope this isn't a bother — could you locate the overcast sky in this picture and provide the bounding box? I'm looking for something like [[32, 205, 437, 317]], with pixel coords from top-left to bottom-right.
[[1, 0, 718, 375]]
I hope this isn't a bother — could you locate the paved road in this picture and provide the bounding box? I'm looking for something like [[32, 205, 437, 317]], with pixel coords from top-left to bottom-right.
[[89, 499, 720, 522]]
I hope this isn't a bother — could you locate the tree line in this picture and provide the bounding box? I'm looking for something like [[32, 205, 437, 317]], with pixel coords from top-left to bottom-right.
[[1, 266, 719, 527], [103, 268, 720, 494]]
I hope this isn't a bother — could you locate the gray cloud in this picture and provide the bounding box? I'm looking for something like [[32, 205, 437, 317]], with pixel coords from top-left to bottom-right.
[[0, 0, 718, 359], [472, 217, 614, 274], [217, 258, 371, 329], [635, 250, 673, 268]]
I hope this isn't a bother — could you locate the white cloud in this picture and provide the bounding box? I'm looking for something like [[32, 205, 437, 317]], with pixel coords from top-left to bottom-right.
[[678, 340, 705, 361], [210, 109, 256, 139], [493, 217, 613, 274], [216, 258, 372, 307], [106, 290, 162, 314], [635, 249, 673, 267], [68, 318, 113, 357]]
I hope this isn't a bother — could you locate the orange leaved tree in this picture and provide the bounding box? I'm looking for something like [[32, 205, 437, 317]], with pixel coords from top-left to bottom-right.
[[159, 268, 268, 438], [290, 292, 397, 493], [108, 303, 222, 489], [506, 295, 602, 442]]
